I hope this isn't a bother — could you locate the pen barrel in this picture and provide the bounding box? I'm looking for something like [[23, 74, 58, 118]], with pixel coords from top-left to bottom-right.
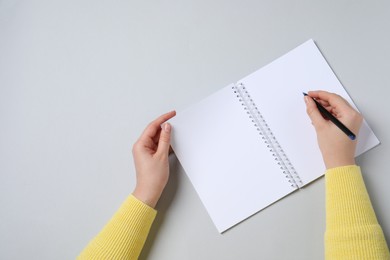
[[314, 100, 356, 140]]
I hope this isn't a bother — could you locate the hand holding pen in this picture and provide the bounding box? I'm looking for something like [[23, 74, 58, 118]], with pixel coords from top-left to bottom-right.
[[304, 90, 363, 169]]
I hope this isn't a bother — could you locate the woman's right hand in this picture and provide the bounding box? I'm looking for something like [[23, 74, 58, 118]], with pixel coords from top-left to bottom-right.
[[304, 90, 363, 169]]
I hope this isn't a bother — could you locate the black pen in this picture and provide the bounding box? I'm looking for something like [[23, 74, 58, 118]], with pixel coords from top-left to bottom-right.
[[303, 92, 356, 140]]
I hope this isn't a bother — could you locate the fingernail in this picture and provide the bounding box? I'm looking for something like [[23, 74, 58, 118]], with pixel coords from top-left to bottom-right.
[[304, 96, 310, 104], [164, 123, 171, 132]]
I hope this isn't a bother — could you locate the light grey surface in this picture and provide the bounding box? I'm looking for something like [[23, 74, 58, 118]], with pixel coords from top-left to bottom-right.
[[0, 0, 389, 259]]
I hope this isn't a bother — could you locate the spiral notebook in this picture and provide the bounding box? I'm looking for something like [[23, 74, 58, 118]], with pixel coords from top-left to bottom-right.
[[169, 39, 380, 233]]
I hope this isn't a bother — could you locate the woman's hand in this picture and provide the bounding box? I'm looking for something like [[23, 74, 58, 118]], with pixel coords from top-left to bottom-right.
[[132, 111, 176, 208], [304, 91, 363, 169]]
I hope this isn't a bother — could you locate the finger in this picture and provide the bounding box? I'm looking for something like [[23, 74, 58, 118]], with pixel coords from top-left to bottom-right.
[[141, 111, 176, 139], [132, 137, 157, 155], [152, 128, 161, 144], [304, 95, 326, 127], [156, 123, 172, 157], [317, 99, 330, 108], [308, 90, 350, 109], [308, 90, 357, 116]]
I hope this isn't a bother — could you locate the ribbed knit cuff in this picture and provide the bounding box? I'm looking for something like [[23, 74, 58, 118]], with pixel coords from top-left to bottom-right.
[[325, 165, 390, 259], [78, 195, 157, 259], [325, 165, 378, 229]]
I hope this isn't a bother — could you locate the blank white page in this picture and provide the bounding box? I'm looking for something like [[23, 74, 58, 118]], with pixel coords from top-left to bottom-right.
[[170, 84, 296, 233], [239, 39, 380, 185]]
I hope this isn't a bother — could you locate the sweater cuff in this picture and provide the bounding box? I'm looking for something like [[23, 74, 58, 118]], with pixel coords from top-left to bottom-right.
[[127, 194, 157, 216], [78, 195, 157, 259], [325, 165, 378, 229]]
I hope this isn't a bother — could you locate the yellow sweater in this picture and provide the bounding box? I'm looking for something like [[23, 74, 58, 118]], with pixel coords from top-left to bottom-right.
[[78, 165, 389, 259], [325, 165, 389, 259], [78, 195, 156, 259]]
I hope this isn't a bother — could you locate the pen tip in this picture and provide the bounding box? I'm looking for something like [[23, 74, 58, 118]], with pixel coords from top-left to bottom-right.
[[349, 134, 356, 140], [302, 92, 308, 96]]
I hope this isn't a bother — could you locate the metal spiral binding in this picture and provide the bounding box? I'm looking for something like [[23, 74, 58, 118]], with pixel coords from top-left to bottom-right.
[[232, 83, 303, 189]]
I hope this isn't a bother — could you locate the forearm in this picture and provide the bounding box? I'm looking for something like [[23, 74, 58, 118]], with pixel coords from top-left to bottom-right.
[[78, 195, 156, 260], [325, 165, 389, 259]]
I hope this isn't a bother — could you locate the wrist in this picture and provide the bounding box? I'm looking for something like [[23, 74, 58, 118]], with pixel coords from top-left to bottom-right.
[[132, 185, 162, 208], [324, 156, 356, 170]]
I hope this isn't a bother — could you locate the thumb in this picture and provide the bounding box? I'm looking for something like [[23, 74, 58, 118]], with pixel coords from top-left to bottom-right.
[[304, 95, 325, 128], [156, 123, 172, 157]]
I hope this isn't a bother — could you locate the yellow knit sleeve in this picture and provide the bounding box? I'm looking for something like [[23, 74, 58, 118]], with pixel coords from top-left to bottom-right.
[[78, 195, 157, 260], [325, 165, 390, 259]]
